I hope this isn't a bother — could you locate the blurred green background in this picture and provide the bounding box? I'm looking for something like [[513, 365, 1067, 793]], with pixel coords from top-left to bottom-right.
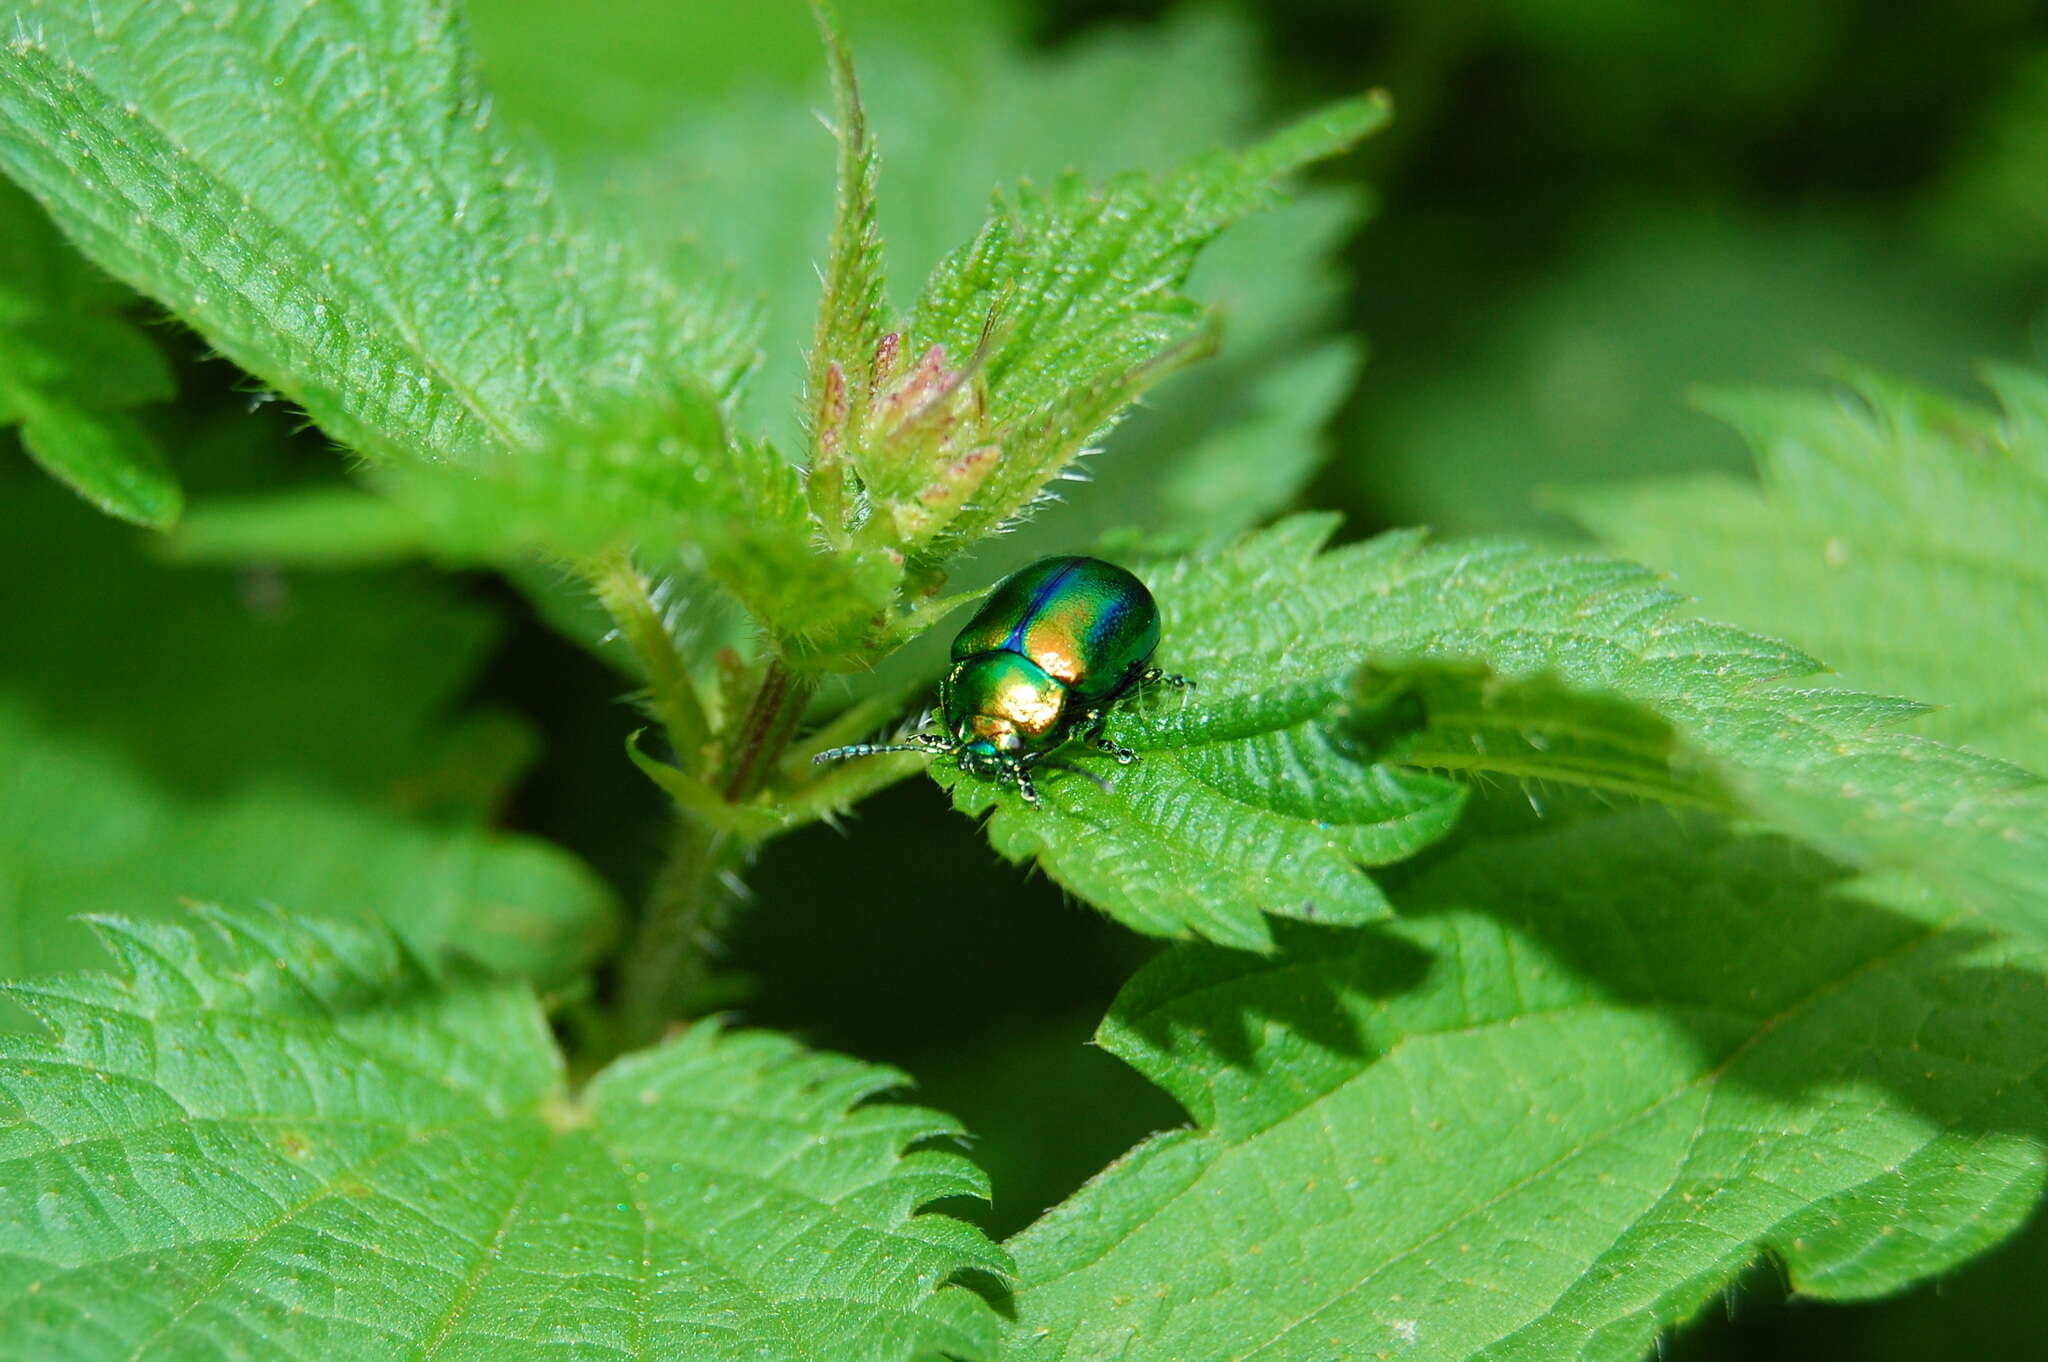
[[9, 0, 2045, 1354]]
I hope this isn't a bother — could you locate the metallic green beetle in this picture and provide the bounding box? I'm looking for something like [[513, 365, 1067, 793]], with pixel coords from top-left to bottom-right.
[[813, 556, 1190, 805]]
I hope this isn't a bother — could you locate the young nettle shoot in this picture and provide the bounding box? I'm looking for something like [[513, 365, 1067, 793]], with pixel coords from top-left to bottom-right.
[[815, 556, 1191, 804]]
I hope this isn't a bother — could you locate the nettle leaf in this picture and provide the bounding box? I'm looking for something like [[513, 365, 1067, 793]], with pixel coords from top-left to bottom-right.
[[1364, 665, 1741, 824], [1004, 813, 2048, 1360], [377, 387, 899, 658], [943, 14, 1374, 557], [1319, 528, 2048, 940], [602, 12, 1374, 552], [166, 487, 429, 568], [892, 93, 1388, 558], [802, 5, 889, 545], [0, 700, 615, 988], [0, 906, 1011, 1361], [911, 94, 1383, 428], [1567, 364, 2048, 772], [0, 0, 749, 467], [0, 469, 617, 987], [0, 178, 178, 526], [0, 0, 865, 667], [947, 741, 1460, 954], [937, 516, 2048, 945], [938, 520, 1466, 951]]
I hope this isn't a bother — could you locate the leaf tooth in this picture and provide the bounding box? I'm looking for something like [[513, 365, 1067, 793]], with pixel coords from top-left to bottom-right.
[[1982, 360, 2048, 451], [834, 1102, 969, 1159], [906, 1138, 998, 1186], [729, 1028, 909, 1109], [894, 1206, 1019, 1281], [0, 974, 136, 1053], [76, 913, 206, 1010], [1649, 616, 1822, 685], [191, 901, 410, 1020]]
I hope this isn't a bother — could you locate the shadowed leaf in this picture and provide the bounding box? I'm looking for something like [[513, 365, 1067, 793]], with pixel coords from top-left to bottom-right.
[[1006, 814, 2048, 1360]]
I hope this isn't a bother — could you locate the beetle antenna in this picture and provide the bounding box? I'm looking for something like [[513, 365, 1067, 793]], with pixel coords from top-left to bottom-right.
[[812, 737, 949, 765]]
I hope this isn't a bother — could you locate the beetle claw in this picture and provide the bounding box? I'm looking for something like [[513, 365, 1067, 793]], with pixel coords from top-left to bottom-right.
[[1092, 732, 1139, 764]]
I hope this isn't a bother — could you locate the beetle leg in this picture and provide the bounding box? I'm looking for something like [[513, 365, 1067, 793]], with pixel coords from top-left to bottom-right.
[[1091, 729, 1139, 765], [1071, 707, 1138, 765], [1013, 765, 1041, 807]]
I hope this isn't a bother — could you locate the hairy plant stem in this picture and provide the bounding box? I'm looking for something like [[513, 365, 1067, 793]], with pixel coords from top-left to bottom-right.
[[615, 814, 742, 1050], [720, 661, 813, 802], [590, 553, 711, 764], [616, 659, 816, 1049]]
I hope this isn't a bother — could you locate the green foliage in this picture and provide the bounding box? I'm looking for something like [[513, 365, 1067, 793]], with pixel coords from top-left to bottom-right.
[[1350, 208, 2010, 534], [792, 39, 1384, 577], [938, 520, 1466, 949], [1568, 365, 2048, 771], [1926, 49, 2048, 272], [590, 11, 1374, 565], [0, 469, 495, 798], [0, 2, 1375, 679], [466, 0, 1019, 151], [1308, 532, 2047, 940], [380, 387, 905, 658], [0, 906, 1009, 1361], [1367, 667, 1738, 820], [0, 179, 178, 526], [939, 514, 2046, 945], [0, 0, 869, 663], [879, 94, 1385, 559], [947, 733, 1452, 951], [0, 467, 617, 988], [101, 10, 1380, 692], [805, 6, 890, 527], [166, 487, 427, 568], [0, 700, 613, 988], [1833, 1209, 2048, 1360], [0, 0, 750, 468], [1005, 814, 2048, 1360], [2, 1, 2045, 1357]]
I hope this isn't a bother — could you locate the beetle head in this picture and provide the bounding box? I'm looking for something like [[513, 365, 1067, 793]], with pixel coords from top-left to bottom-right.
[[955, 736, 1011, 779]]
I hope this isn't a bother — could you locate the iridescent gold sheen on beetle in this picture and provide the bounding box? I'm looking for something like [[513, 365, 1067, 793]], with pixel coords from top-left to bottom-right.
[[950, 557, 1161, 702], [812, 555, 1190, 806], [953, 651, 1067, 745]]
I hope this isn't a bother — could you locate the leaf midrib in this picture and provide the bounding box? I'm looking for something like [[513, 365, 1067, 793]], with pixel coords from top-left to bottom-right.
[[10, 29, 529, 458], [75, 1110, 510, 1362], [410, 1132, 560, 1362]]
